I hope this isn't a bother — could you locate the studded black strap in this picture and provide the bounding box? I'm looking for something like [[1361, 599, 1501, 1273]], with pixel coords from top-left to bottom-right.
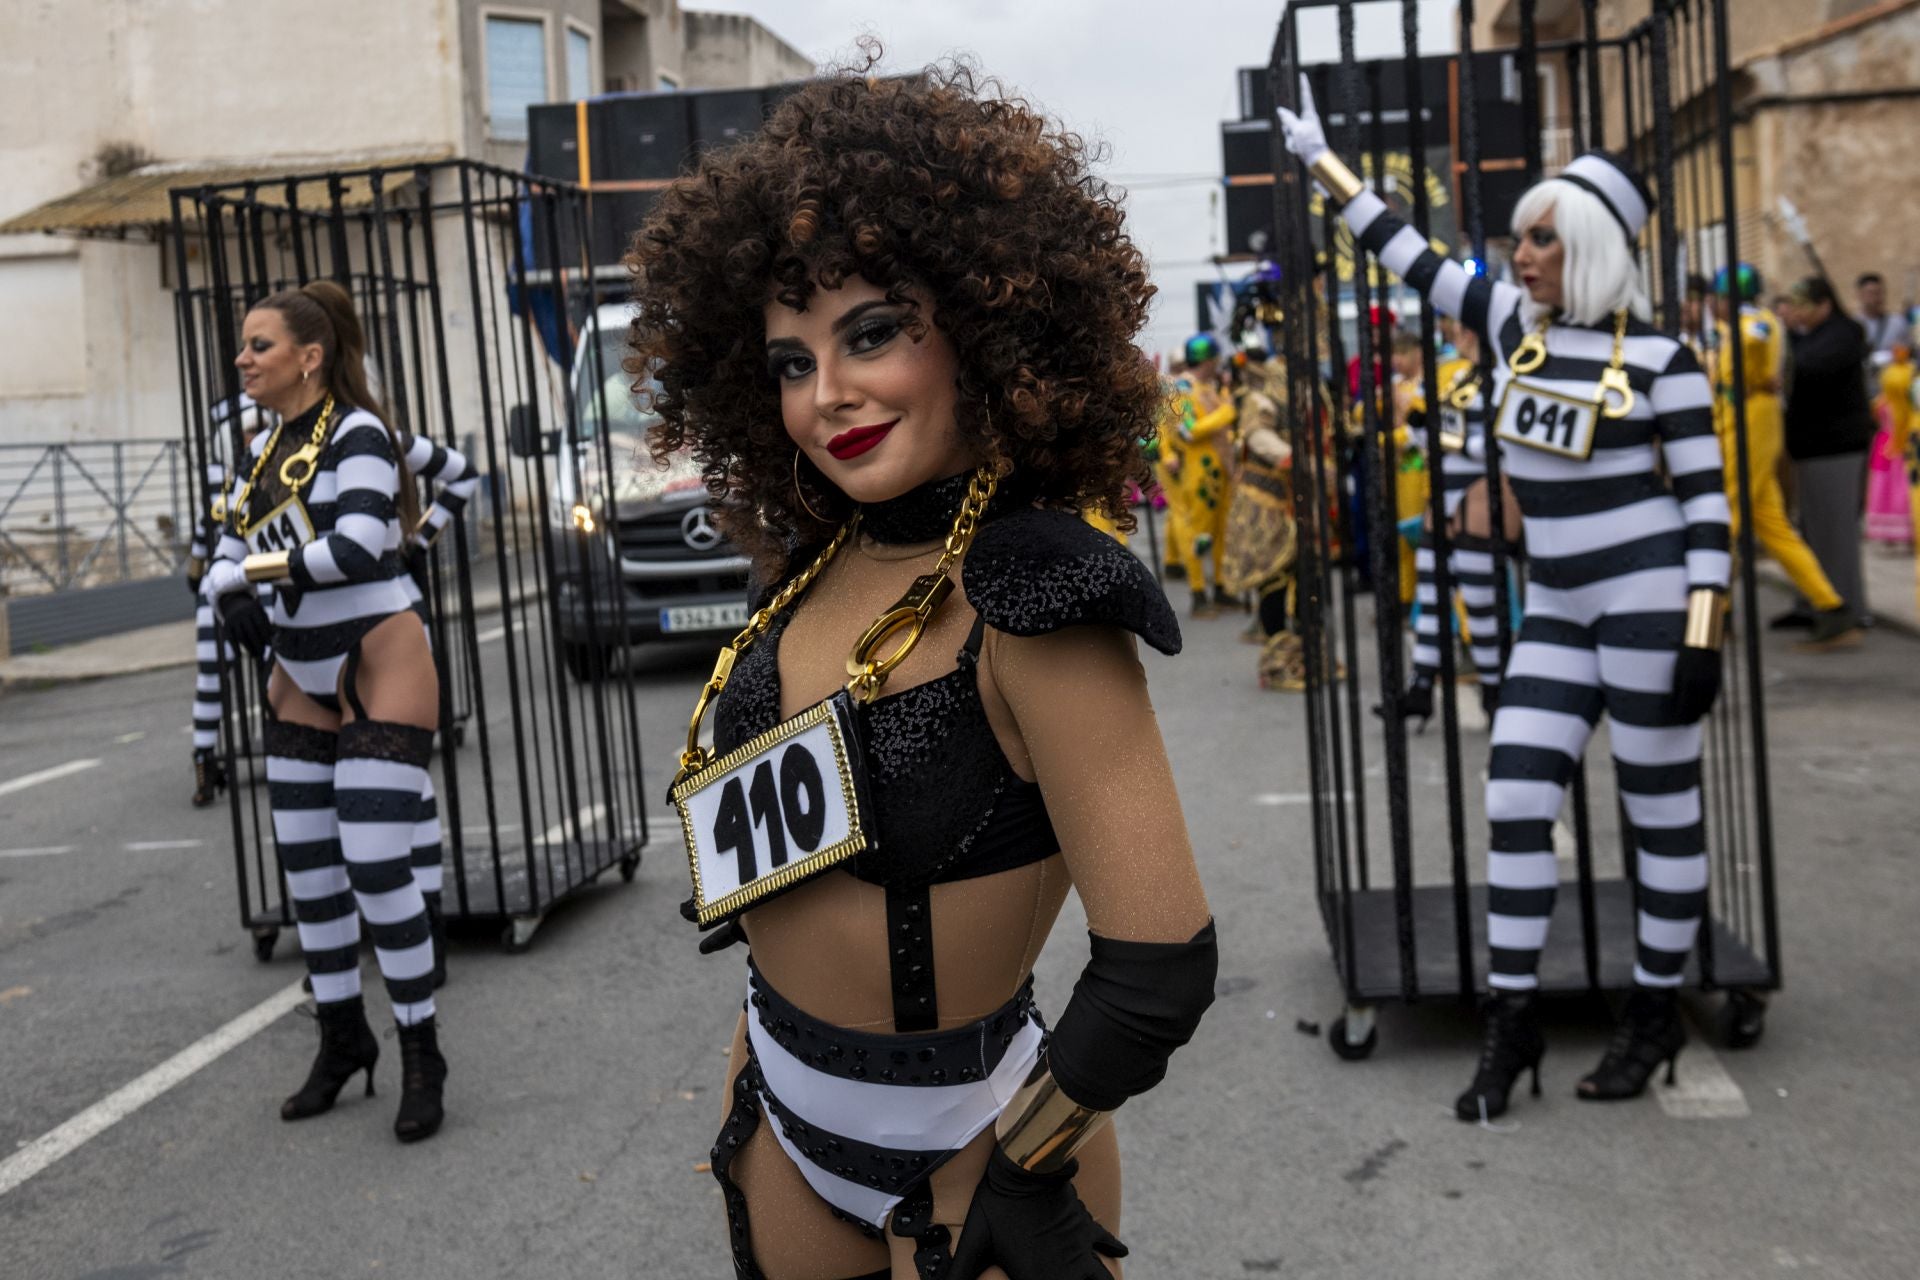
[[886, 882, 939, 1032]]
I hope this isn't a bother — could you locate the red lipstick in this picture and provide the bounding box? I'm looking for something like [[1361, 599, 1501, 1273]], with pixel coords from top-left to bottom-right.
[[826, 420, 898, 461]]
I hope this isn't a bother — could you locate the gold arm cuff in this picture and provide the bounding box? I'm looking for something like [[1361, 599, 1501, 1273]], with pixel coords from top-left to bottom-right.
[[243, 550, 292, 584], [414, 516, 443, 547], [187, 555, 205, 580], [1684, 588, 1727, 650], [1438, 430, 1467, 454], [1308, 151, 1367, 207], [993, 1060, 1113, 1176]]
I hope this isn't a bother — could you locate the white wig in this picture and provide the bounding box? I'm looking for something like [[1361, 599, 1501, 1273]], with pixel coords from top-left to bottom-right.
[[1511, 178, 1650, 327]]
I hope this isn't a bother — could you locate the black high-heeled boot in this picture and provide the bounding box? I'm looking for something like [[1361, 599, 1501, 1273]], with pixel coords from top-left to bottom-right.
[[282, 997, 379, 1121], [191, 748, 227, 808], [1578, 988, 1686, 1101], [1374, 673, 1436, 731], [424, 891, 448, 989], [393, 1016, 448, 1143], [1454, 991, 1545, 1122]]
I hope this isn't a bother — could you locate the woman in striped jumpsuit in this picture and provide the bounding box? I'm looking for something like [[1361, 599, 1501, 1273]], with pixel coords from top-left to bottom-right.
[[1281, 82, 1730, 1120], [201, 280, 452, 1143]]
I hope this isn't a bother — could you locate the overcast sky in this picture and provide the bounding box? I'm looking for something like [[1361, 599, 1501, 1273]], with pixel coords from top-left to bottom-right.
[[700, 1, 1456, 356]]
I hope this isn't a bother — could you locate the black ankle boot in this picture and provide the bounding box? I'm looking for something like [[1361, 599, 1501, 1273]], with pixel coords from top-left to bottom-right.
[[393, 1017, 448, 1143], [1455, 991, 1545, 1122], [1578, 988, 1685, 1101], [424, 892, 448, 989], [282, 997, 379, 1121], [1374, 673, 1435, 730], [191, 748, 227, 808]]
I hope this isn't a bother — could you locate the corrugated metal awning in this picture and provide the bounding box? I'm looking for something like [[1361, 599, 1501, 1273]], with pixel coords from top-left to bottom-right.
[[0, 149, 455, 241]]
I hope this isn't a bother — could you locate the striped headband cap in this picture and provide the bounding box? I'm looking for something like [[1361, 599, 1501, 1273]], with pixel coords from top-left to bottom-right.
[[1555, 151, 1655, 245]]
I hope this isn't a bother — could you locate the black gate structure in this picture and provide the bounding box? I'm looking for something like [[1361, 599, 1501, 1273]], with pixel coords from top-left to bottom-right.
[[1268, 0, 1778, 1056], [168, 159, 651, 955]]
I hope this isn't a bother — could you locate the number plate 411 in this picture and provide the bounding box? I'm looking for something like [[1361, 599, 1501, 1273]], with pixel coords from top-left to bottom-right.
[[672, 693, 874, 927]]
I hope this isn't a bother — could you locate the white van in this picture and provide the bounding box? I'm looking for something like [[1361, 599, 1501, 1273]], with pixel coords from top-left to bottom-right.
[[508, 302, 751, 680]]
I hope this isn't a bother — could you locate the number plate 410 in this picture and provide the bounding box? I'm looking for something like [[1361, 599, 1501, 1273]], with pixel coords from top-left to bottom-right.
[[672, 693, 873, 927]]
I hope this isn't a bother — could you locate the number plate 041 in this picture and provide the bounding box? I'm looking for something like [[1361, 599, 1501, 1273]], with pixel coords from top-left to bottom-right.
[[671, 691, 873, 927], [1494, 378, 1602, 461]]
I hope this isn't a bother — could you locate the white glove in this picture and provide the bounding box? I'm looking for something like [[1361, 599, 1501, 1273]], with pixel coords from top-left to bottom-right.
[[1275, 74, 1330, 168], [200, 558, 248, 602]]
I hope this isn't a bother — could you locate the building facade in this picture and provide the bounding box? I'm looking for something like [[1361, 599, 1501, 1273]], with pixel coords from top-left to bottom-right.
[[0, 0, 810, 447]]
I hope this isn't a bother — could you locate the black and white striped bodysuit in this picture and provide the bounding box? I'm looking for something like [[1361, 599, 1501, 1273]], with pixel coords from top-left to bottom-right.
[[1345, 188, 1730, 990], [214, 403, 413, 706]]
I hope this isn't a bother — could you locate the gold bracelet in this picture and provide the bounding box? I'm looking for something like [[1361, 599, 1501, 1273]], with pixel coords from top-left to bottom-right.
[[1308, 151, 1367, 207], [1437, 430, 1467, 454], [414, 516, 443, 547], [994, 1060, 1112, 1176], [1684, 588, 1726, 650], [243, 550, 292, 584]]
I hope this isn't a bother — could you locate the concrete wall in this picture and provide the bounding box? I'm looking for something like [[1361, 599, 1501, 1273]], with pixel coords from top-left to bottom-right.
[[680, 10, 814, 89]]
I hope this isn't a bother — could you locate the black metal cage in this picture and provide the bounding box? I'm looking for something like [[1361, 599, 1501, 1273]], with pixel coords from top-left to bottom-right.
[[1266, 0, 1779, 1055], [169, 160, 652, 955]]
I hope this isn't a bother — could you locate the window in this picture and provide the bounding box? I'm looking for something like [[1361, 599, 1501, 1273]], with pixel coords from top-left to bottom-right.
[[566, 25, 594, 100], [485, 14, 547, 141]]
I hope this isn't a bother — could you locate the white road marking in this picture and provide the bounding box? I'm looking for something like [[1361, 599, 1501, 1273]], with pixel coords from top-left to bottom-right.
[[538, 803, 606, 849], [462, 823, 521, 836], [0, 759, 101, 799], [1253, 792, 1354, 806], [0, 846, 76, 859], [0, 980, 307, 1199], [113, 732, 146, 745], [1657, 1020, 1751, 1119], [477, 625, 507, 644], [125, 840, 204, 852]]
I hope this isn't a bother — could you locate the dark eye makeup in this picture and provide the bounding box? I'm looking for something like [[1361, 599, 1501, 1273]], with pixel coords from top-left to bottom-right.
[[1525, 226, 1559, 249], [764, 309, 906, 382]]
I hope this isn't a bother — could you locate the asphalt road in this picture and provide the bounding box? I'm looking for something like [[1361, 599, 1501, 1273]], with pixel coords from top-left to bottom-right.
[[2, 577, 1917, 1280]]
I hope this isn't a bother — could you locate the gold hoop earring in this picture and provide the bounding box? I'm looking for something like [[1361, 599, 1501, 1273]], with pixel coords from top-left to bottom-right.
[[793, 450, 833, 524]]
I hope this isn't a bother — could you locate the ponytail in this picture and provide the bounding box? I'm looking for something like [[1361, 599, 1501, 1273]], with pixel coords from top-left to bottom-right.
[[254, 282, 421, 532]]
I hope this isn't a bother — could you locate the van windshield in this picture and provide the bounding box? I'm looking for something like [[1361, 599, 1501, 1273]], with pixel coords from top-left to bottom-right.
[[574, 329, 660, 440]]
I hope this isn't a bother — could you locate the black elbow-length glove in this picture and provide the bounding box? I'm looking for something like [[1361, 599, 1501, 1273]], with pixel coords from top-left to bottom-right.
[[947, 921, 1219, 1280]]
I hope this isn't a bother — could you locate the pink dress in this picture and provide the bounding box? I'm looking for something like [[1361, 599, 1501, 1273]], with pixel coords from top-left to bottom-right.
[[1865, 402, 1913, 545]]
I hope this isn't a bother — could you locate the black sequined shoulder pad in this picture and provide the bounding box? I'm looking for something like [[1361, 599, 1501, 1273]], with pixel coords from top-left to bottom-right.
[[962, 509, 1181, 655]]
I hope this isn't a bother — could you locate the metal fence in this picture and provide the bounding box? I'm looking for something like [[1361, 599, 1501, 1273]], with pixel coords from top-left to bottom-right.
[[0, 439, 193, 596]]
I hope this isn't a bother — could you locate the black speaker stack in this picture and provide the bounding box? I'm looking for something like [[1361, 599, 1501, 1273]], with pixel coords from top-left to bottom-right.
[[526, 81, 802, 270]]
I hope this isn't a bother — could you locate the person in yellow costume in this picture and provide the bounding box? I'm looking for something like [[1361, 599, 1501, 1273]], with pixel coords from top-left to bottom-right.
[[1712, 263, 1860, 648], [1161, 334, 1238, 616]]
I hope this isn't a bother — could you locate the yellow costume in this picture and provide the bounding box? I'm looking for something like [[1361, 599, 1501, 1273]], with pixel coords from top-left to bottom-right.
[[1714, 305, 1843, 613], [1162, 375, 1236, 598]]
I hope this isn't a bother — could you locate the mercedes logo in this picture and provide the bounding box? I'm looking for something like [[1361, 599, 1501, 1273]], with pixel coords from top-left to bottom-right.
[[680, 507, 723, 551]]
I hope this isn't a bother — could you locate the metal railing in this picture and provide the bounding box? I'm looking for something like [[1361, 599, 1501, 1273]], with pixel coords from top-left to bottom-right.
[[0, 439, 193, 596]]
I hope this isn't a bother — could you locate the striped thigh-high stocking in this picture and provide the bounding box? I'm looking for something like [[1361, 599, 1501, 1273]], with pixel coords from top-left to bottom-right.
[[1483, 614, 1605, 990], [411, 773, 444, 900], [1594, 620, 1708, 988], [334, 720, 437, 1025], [192, 600, 225, 751], [1452, 546, 1506, 690], [265, 719, 361, 1004], [1411, 542, 1443, 682]]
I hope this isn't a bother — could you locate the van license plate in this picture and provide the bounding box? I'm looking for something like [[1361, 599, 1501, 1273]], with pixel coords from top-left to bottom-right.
[[661, 602, 750, 633]]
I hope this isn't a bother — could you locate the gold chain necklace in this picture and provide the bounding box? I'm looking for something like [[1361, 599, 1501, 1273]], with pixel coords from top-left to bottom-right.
[[226, 393, 335, 532], [674, 465, 999, 784], [1505, 309, 1636, 419]]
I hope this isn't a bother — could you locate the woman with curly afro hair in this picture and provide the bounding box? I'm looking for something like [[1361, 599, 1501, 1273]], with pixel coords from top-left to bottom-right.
[[630, 59, 1219, 1280]]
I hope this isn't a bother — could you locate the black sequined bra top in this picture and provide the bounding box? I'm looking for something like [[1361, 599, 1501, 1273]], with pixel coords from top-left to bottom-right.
[[710, 473, 1183, 891]]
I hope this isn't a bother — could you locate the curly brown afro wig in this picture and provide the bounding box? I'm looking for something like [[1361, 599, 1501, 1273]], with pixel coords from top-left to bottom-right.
[[626, 57, 1160, 574]]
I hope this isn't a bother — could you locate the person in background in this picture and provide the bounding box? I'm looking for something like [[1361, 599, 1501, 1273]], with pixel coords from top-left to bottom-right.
[[1866, 338, 1914, 549], [1782, 275, 1877, 634], [1857, 273, 1905, 372], [1715, 265, 1860, 649], [1680, 273, 1713, 357]]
